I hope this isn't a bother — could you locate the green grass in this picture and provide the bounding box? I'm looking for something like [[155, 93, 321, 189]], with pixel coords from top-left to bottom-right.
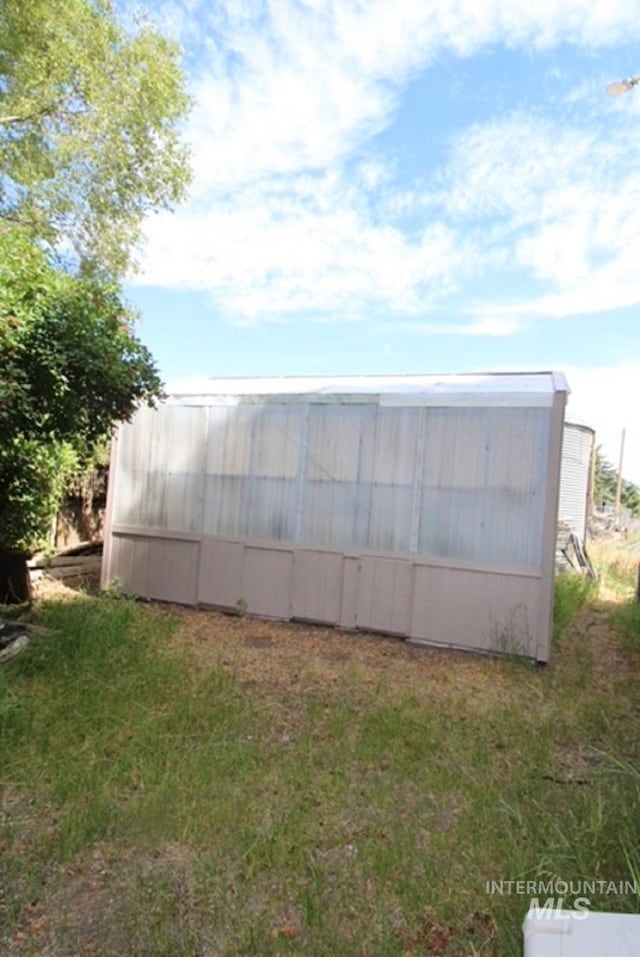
[[611, 597, 640, 656], [1, 585, 639, 956], [589, 539, 638, 599], [552, 573, 597, 641]]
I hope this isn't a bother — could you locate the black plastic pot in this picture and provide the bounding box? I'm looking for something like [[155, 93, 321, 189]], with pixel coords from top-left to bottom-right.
[[0, 549, 32, 604]]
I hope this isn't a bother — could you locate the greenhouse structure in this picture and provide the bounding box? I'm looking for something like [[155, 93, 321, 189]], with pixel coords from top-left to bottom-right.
[[102, 372, 568, 661]]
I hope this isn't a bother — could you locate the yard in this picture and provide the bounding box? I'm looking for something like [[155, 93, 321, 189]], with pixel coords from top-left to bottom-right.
[[1, 544, 639, 956]]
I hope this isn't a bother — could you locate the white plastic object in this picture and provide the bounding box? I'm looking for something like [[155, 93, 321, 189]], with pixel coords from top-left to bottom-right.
[[523, 909, 640, 956]]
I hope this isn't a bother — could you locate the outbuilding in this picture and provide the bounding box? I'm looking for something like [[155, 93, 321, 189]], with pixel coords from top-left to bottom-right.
[[102, 372, 568, 661]]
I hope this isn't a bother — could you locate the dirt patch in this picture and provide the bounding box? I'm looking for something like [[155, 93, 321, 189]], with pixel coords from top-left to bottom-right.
[[242, 634, 274, 649], [547, 742, 608, 785], [3, 842, 210, 957], [157, 602, 512, 706], [4, 848, 127, 957], [557, 599, 635, 683]]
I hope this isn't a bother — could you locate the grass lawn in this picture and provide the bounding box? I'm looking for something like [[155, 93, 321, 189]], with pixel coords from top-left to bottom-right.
[[1, 552, 639, 956]]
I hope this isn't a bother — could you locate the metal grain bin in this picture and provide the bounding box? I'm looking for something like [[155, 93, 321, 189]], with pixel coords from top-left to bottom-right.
[[558, 421, 595, 540], [102, 372, 568, 661]]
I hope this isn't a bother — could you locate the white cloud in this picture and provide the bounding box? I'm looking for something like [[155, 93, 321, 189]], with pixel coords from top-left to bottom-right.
[[564, 362, 640, 486], [140, 174, 471, 319], [177, 0, 639, 198], [136, 0, 640, 327], [439, 112, 640, 321], [375, 317, 523, 336]]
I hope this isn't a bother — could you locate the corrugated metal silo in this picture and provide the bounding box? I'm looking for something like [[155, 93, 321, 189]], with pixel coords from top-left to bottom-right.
[[558, 422, 595, 540]]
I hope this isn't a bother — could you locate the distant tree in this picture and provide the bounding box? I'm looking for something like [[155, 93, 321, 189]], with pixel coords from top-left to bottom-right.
[[622, 481, 640, 517], [594, 447, 617, 507], [0, 0, 191, 279], [594, 446, 640, 517], [0, 225, 163, 599]]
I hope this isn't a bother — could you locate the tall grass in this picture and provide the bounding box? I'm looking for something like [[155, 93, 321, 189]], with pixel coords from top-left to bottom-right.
[[1, 587, 639, 956], [589, 539, 638, 599], [611, 600, 640, 656], [552, 573, 597, 641]]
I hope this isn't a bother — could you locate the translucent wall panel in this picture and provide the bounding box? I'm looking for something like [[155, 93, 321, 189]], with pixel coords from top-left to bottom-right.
[[419, 407, 549, 568], [299, 481, 370, 549], [202, 475, 250, 538], [362, 407, 419, 552], [205, 404, 253, 476], [298, 405, 375, 548], [202, 403, 304, 542], [367, 484, 414, 553], [247, 478, 298, 541], [360, 407, 419, 485], [305, 404, 366, 482], [114, 405, 206, 533], [115, 399, 553, 572]]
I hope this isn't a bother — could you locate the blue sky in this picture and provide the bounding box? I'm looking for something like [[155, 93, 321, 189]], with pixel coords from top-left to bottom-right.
[[125, 1, 640, 482]]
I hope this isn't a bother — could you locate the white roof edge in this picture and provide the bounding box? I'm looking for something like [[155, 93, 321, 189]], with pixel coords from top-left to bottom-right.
[[166, 371, 569, 401]]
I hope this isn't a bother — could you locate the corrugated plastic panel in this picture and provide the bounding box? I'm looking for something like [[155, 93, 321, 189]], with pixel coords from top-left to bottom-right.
[[113, 405, 206, 533], [110, 407, 151, 527], [201, 474, 251, 539], [360, 407, 419, 484], [558, 424, 593, 539], [112, 399, 553, 571], [202, 403, 304, 541], [252, 403, 303, 478], [420, 407, 550, 568], [305, 404, 364, 482], [202, 403, 254, 539], [299, 480, 370, 549], [205, 404, 253, 476], [367, 484, 414, 553], [299, 404, 376, 548], [361, 407, 419, 553]]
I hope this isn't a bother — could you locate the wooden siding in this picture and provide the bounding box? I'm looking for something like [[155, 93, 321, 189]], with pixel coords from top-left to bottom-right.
[[106, 534, 554, 659]]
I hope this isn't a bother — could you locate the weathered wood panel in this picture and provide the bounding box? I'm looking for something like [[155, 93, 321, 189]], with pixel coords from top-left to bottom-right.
[[291, 550, 344, 624], [356, 557, 414, 636]]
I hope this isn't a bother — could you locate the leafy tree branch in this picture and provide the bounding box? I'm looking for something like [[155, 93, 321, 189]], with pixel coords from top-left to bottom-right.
[[0, 0, 192, 279]]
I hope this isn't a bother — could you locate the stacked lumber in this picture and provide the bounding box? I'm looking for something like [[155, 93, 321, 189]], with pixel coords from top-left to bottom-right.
[[28, 542, 102, 582]]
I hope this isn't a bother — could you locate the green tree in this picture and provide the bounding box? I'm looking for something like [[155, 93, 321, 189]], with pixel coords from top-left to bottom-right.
[[0, 0, 191, 279], [0, 2, 192, 600], [594, 446, 640, 517], [594, 446, 617, 508], [621, 481, 640, 517], [0, 225, 163, 563]]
